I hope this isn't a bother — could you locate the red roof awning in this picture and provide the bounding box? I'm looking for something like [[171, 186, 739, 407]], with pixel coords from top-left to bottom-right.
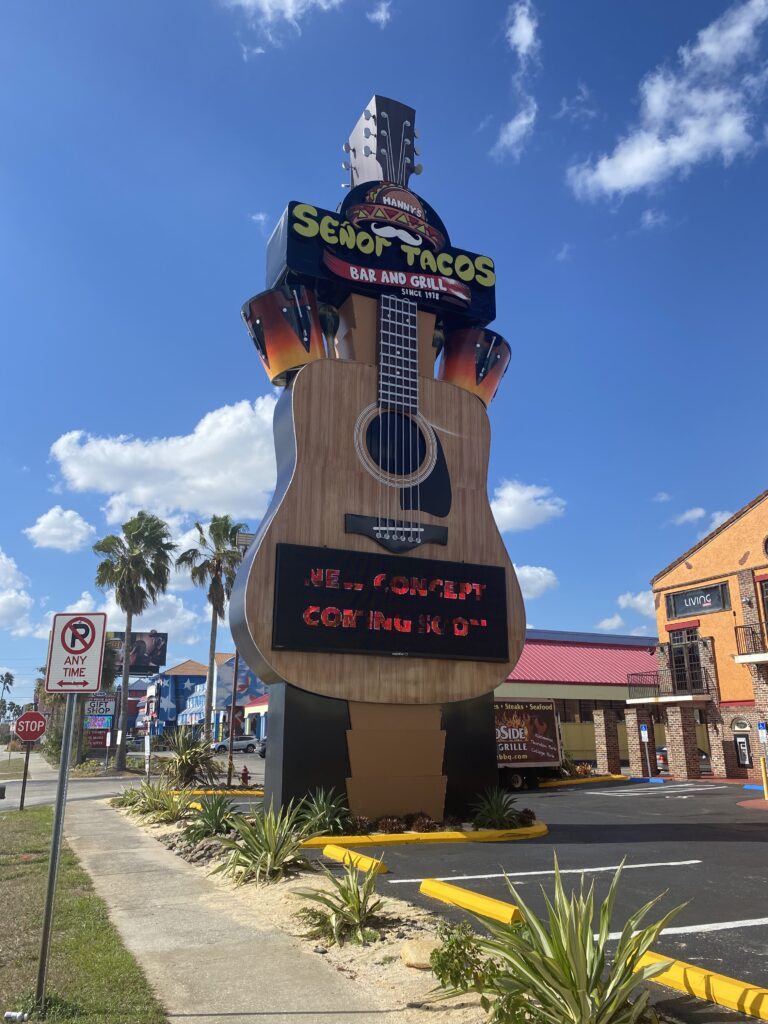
[[507, 639, 657, 687], [244, 694, 269, 709]]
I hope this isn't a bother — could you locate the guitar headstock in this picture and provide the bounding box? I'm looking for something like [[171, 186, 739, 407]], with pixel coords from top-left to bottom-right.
[[343, 95, 423, 189]]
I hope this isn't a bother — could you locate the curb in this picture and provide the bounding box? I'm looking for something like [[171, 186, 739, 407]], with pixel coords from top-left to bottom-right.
[[302, 822, 548, 848], [169, 788, 264, 796], [322, 844, 388, 874], [639, 951, 768, 1021], [418, 879, 768, 1021], [419, 879, 521, 924], [539, 774, 629, 789], [629, 776, 665, 784]]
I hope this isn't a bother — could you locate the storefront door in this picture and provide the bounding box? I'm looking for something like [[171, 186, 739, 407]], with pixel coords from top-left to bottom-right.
[[669, 628, 703, 691]]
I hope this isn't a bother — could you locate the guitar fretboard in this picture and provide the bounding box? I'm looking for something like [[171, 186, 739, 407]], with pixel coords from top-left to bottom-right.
[[378, 294, 418, 414]]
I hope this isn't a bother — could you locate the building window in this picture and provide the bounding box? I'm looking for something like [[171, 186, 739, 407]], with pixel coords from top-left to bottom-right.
[[578, 701, 594, 723], [667, 628, 704, 691], [666, 582, 731, 619], [760, 579, 768, 623]]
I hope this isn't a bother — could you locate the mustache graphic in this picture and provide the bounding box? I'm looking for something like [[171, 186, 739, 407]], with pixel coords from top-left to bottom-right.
[[370, 222, 423, 247]]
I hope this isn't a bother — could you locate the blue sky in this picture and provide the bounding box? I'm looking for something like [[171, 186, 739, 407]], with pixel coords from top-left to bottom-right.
[[2, 0, 768, 703]]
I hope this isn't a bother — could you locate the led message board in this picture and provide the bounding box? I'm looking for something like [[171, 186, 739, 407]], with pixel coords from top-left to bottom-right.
[[272, 543, 508, 661]]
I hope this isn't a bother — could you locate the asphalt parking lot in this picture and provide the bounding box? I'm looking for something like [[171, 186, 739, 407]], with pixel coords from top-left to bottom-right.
[[379, 780, 768, 1024]]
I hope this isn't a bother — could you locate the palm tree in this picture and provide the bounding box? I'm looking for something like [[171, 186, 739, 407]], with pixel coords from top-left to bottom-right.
[[0, 671, 14, 705], [93, 511, 176, 770], [176, 515, 246, 743]]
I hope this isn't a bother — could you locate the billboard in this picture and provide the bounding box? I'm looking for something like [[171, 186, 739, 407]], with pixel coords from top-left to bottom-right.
[[495, 700, 561, 768], [107, 631, 168, 676], [84, 715, 112, 730]]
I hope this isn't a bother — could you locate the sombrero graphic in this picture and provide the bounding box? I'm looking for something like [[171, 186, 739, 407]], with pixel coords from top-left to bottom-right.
[[345, 183, 446, 251]]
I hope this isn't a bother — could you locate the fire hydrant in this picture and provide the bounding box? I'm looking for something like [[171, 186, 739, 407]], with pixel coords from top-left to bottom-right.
[[240, 764, 250, 787]]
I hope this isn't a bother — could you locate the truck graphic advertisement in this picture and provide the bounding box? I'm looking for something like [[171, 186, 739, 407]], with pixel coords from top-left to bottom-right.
[[495, 699, 561, 768]]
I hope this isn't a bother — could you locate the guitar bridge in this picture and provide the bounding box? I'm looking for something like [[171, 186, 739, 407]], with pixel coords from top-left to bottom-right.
[[345, 514, 447, 553]]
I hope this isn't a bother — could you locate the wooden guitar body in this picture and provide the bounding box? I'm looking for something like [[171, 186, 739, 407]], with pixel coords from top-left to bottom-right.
[[231, 356, 525, 705]]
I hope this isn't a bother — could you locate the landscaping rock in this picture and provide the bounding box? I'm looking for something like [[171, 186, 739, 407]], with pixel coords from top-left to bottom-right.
[[400, 936, 439, 969]]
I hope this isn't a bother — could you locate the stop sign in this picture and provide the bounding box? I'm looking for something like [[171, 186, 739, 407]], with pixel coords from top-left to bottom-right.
[[15, 710, 47, 743]]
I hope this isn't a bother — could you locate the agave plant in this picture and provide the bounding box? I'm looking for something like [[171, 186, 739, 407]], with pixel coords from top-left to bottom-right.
[[129, 779, 174, 817], [110, 786, 142, 810], [431, 857, 684, 1024], [161, 728, 223, 788], [182, 793, 237, 843], [295, 859, 385, 946], [297, 787, 351, 836], [147, 789, 195, 824], [471, 787, 526, 829], [213, 802, 312, 884]]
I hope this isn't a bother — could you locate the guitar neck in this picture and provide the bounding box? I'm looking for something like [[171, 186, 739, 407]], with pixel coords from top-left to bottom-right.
[[377, 293, 419, 414]]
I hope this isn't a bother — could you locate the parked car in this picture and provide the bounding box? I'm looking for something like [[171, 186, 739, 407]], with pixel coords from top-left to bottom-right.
[[258, 739, 266, 759], [655, 745, 711, 773], [210, 735, 259, 754]]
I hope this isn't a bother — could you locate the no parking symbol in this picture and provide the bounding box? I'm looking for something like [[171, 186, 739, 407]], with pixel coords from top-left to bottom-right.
[[45, 612, 107, 694]]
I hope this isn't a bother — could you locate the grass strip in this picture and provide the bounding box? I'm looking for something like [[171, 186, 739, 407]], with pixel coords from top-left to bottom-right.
[[0, 757, 25, 779], [0, 805, 167, 1023]]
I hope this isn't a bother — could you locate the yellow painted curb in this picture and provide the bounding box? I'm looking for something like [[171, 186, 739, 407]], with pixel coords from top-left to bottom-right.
[[169, 788, 264, 796], [539, 774, 629, 788], [322, 844, 388, 874], [302, 822, 547, 848], [638, 952, 768, 1021], [419, 879, 522, 925]]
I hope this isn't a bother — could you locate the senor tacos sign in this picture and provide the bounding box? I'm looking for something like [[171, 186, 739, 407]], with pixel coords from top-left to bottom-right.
[[495, 699, 561, 767], [266, 181, 496, 323]]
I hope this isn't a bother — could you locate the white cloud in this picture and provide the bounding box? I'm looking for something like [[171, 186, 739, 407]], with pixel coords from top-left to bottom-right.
[[367, 0, 390, 28], [223, 0, 343, 26], [50, 397, 277, 526], [476, 114, 494, 133], [640, 208, 668, 230], [554, 82, 597, 124], [490, 97, 538, 160], [505, 1, 539, 65], [630, 625, 651, 636], [23, 506, 96, 553], [568, 0, 768, 200], [597, 613, 625, 631], [618, 589, 656, 618], [672, 507, 706, 525], [653, 491, 672, 503], [555, 242, 572, 262], [491, 479, 566, 532], [0, 548, 35, 635], [515, 564, 558, 600], [250, 211, 269, 231], [240, 42, 266, 60], [698, 509, 734, 538]]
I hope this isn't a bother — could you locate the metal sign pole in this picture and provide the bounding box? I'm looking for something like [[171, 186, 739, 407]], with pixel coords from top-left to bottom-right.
[[19, 741, 32, 811], [226, 649, 241, 789], [644, 740, 651, 779], [35, 693, 76, 1007]]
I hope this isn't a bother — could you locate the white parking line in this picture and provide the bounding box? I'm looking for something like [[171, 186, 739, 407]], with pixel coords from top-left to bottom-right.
[[605, 916, 768, 940], [388, 859, 702, 885], [582, 784, 729, 796]]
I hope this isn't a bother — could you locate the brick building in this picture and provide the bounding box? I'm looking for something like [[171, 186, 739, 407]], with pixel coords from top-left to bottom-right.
[[625, 489, 768, 781]]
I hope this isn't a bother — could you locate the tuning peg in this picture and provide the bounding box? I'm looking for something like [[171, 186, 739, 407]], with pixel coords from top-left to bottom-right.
[[363, 127, 375, 139], [412, 163, 423, 175], [414, 147, 420, 156], [342, 142, 351, 153], [364, 108, 374, 121], [414, 129, 420, 138], [341, 161, 351, 170], [363, 145, 373, 157]]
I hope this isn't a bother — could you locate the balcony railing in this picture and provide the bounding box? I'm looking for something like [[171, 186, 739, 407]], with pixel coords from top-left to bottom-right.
[[735, 621, 768, 656], [628, 641, 715, 700]]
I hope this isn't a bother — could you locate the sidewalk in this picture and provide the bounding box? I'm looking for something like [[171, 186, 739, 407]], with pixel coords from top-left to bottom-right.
[[64, 801, 397, 1023]]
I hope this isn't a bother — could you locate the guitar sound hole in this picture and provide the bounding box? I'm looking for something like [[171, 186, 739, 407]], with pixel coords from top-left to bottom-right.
[[365, 411, 427, 477]]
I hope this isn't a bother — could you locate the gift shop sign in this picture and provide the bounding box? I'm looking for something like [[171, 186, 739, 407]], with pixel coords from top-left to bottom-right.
[[45, 613, 107, 694]]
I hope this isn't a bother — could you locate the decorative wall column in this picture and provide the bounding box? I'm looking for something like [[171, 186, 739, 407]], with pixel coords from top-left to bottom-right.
[[665, 704, 701, 778], [704, 705, 729, 778], [593, 708, 621, 775], [625, 706, 658, 777]]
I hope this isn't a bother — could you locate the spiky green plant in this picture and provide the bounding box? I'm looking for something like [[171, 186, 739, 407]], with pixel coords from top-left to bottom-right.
[[110, 786, 142, 809], [182, 793, 237, 843], [431, 856, 684, 1024], [129, 779, 173, 817], [295, 859, 385, 946], [297, 787, 352, 836], [161, 728, 223, 788], [471, 787, 526, 830], [213, 802, 312, 884], [147, 789, 195, 824]]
